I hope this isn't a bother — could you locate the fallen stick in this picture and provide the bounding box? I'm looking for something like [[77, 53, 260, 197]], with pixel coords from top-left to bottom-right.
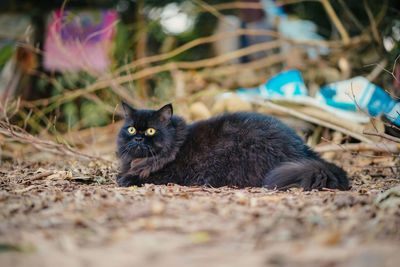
[[348, 165, 400, 169], [314, 142, 400, 153], [28, 171, 54, 181], [363, 130, 400, 144]]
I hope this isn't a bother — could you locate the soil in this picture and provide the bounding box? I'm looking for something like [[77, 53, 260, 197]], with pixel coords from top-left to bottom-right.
[[0, 152, 399, 267]]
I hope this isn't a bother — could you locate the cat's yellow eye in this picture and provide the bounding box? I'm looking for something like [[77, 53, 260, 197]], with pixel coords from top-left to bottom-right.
[[146, 128, 156, 136], [127, 126, 136, 135]]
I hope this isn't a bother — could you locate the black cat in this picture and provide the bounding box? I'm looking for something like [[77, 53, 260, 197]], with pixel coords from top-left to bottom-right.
[[117, 102, 349, 190]]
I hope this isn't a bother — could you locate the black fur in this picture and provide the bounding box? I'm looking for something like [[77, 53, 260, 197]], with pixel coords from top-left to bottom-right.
[[117, 102, 349, 190]]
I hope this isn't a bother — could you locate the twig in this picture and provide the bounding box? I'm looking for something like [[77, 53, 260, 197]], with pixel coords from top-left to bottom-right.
[[337, 0, 364, 32], [320, 136, 399, 158], [315, 142, 400, 153], [348, 165, 400, 169], [363, 130, 400, 143], [363, 0, 381, 45], [0, 121, 113, 163], [366, 58, 388, 82], [208, 52, 285, 76], [365, 54, 400, 84], [348, 79, 400, 137], [23, 109, 33, 130], [28, 171, 54, 181], [195, 0, 315, 12], [169, 40, 282, 68], [192, 0, 238, 28], [112, 103, 119, 125], [348, 82, 379, 133], [318, 0, 351, 44]]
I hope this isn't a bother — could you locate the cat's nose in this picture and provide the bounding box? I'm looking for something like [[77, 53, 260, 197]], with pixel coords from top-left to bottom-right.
[[134, 136, 144, 143]]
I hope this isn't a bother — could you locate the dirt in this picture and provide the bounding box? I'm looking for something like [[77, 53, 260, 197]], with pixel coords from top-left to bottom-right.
[[0, 153, 399, 267]]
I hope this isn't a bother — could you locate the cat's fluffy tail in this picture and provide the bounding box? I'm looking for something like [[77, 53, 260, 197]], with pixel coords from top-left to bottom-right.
[[263, 159, 349, 190]]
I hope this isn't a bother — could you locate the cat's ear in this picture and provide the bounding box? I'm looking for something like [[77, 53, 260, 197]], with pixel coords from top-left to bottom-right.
[[157, 103, 173, 125], [121, 100, 136, 118]]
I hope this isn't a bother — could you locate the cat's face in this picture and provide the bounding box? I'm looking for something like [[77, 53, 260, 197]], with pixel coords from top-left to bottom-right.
[[118, 102, 174, 159]]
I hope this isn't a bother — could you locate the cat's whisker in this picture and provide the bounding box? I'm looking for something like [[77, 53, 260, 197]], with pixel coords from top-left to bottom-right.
[[120, 144, 131, 156], [120, 142, 136, 159]]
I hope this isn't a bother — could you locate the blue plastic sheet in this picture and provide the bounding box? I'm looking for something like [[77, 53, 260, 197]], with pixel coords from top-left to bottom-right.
[[237, 70, 400, 126]]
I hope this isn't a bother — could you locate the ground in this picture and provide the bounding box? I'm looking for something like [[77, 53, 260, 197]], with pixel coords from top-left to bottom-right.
[[0, 153, 399, 267]]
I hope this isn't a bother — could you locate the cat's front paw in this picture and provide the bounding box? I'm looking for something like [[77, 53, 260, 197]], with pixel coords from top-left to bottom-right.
[[129, 159, 152, 178], [116, 174, 142, 187], [130, 164, 154, 178]]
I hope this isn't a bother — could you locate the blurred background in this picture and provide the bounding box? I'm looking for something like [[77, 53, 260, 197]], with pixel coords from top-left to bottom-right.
[[0, 0, 400, 160]]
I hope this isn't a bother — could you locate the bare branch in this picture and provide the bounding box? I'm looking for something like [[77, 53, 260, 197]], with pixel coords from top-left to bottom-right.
[[363, 130, 400, 143], [0, 120, 113, 163], [319, 0, 351, 44], [315, 142, 400, 153]]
